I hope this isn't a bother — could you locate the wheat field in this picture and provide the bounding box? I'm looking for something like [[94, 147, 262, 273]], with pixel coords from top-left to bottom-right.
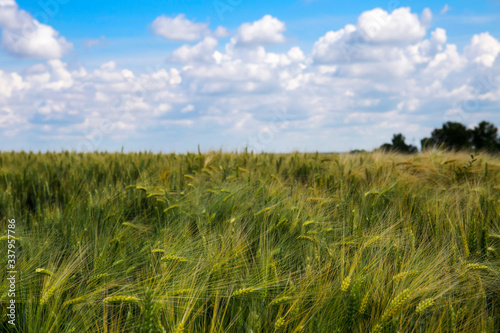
[[0, 150, 499, 332]]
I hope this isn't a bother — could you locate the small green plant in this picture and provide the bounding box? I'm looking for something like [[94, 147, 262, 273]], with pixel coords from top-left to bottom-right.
[[453, 152, 478, 180]]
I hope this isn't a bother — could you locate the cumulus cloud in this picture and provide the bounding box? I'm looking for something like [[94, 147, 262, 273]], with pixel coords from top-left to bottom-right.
[[214, 26, 229, 38], [171, 37, 218, 64], [151, 14, 210, 41], [465, 32, 500, 67], [0, 0, 72, 59], [312, 7, 433, 65], [0, 70, 25, 97], [357, 7, 429, 44], [233, 15, 286, 46]]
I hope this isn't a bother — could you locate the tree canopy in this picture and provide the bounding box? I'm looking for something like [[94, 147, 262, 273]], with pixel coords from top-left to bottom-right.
[[380, 133, 418, 154], [470, 121, 500, 152], [382, 121, 500, 153]]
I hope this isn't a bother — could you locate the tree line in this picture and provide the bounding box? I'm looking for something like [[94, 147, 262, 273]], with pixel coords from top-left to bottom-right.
[[380, 121, 500, 153]]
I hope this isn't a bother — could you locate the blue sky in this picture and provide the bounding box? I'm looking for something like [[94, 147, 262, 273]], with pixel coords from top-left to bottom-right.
[[1, 0, 500, 152]]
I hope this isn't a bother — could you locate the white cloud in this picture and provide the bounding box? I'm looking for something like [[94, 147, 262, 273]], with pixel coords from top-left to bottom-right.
[[171, 37, 218, 64], [181, 104, 195, 113], [357, 7, 428, 44], [312, 7, 431, 64], [0, 0, 72, 59], [214, 26, 229, 38], [287, 47, 306, 62], [465, 32, 500, 67], [425, 44, 466, 79], [407, 28, 447, 64], [233, 15, 286, 46], [0, 70, 25, 97], [151, 14, 210, 41], [84, 35, 108, 48], [420, 8, 432, 28], [44, 59, 73, 90], [440, 4, 451, 15]]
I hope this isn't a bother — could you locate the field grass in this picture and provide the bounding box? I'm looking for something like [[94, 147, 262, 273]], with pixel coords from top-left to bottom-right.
[[0, 149, 499, 332]]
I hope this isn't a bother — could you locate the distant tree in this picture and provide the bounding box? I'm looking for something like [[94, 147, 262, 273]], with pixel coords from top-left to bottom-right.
[[421, 122, 472, 151], [470, 121, 500, 152], [380, 143, 394, 151], [420, 137, 436, 150], [350, 149, 368, 154], [380, 133, 418, 154]]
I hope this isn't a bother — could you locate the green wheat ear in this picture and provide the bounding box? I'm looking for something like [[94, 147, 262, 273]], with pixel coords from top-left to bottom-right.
[[466, 263, 489, 271], [232, 288, 255, 297], [63, 296, 86, 308], [269, 296, 290, 306], [160, 255, 187, 263], [35, 268, 53, 276], [364, 236, 380, 247], [297, 235, 316, 243], [392, 270, 418, 281], [88, 273, 109, 283], [174, 322, 185, 333], [103, 296, 140, 304], [416, 298, 435, 314], [372, 288, 413, 332], [40, 286, 57, 305], [122, 222, 141, 229], [303, 220, 316, 226], [371, 323, 383, 333], [359, 291, 370, 314], [341, 276, 352, 292], [385, 289, 413, 318], [172, 289, 191, 296], [274, 316, 285, 330]]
